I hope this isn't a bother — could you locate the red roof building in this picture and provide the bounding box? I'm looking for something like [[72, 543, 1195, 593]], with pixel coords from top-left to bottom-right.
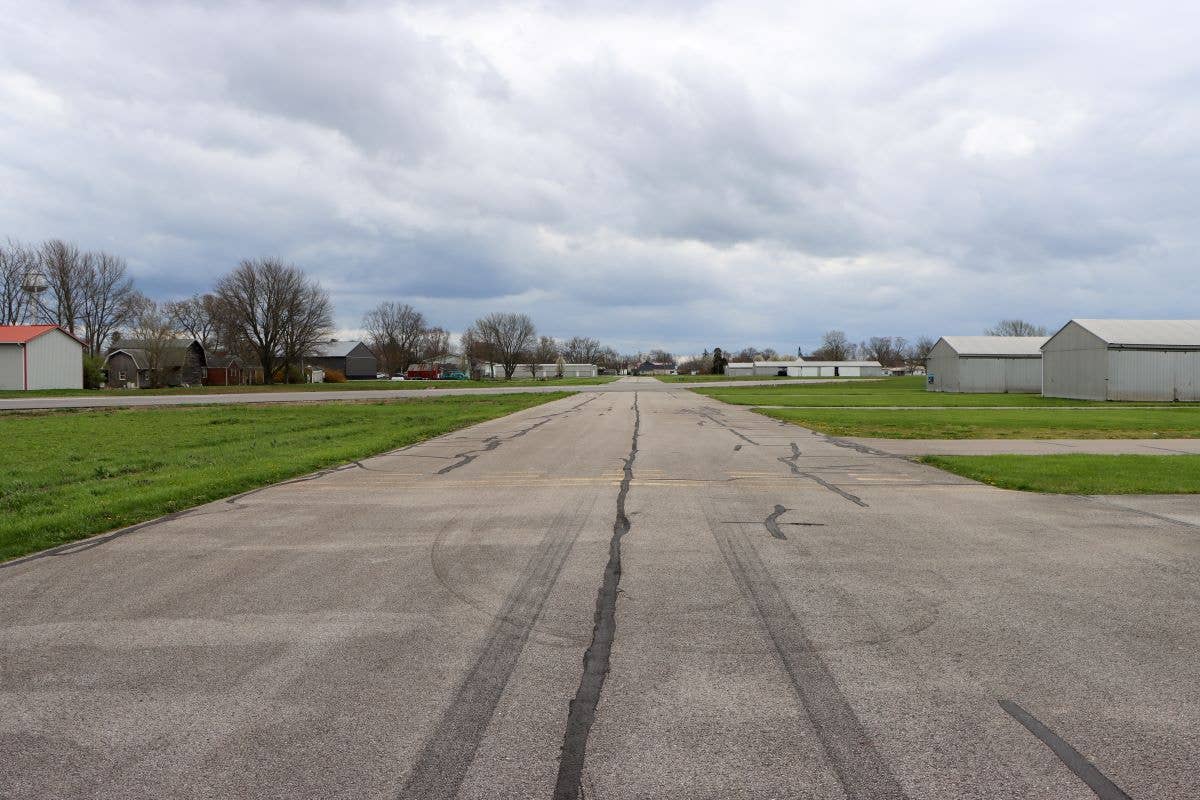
[[0, 325, 85, 390]]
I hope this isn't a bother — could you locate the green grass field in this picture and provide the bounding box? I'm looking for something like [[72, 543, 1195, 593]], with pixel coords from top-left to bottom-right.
[[0, 393, 565, 562], [918, 454, 1200, 494], [756, 406, 1200, 439], [655, 374, 826, 383], [0, 376, 615, 398], [695, 375, 1195, 407]]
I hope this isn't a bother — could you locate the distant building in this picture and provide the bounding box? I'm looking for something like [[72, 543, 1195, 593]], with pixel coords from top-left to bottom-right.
[[1042, 319, 1200, 401], [205, 354, 248, 386], [307, 340, 378, 380], [724, 360, 885, 378], [485, 363, 599, 379], [0, 325, 84, 390], [634, 361, 676, 375], [925, 336, 1046, 393], [104, 338, 207, 388]]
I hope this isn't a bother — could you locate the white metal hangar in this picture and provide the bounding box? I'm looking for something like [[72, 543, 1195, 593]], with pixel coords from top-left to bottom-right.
[[925, 336, 1046, 393], [0, 325, 85, 390], [1041, 319, 1200, 401], [724, 360, 886, 378]]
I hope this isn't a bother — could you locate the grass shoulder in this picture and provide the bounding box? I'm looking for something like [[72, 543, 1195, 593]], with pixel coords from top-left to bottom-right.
[[918, 454, 1200, 494], [0, 393, 567, 562], [0, 376, 615, 399], [756, 406, 1200, 439]]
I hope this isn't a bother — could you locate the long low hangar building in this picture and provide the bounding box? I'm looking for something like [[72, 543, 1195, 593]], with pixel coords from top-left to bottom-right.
[[925, 336, 1046, 393], [725, 360, 885, 377], [1042, 319, 1200, 401]]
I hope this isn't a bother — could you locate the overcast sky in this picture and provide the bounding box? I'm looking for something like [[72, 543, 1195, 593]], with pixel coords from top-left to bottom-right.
[[2, 1, 1197, 355]]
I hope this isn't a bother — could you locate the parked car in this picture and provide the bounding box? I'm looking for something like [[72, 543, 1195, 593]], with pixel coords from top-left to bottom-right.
[[390, 375, 406, 381], [442, 371, 468, 380]]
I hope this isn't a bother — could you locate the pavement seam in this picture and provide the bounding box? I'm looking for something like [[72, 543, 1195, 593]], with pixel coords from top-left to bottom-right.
[[553, 392, 640, 800]]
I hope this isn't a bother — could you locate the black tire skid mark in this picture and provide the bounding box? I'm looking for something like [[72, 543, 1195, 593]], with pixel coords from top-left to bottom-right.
[[706, 503, 910, 800], [397, 503, 593, 799]]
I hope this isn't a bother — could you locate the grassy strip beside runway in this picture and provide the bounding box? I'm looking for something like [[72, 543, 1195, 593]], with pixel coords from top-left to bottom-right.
[[918, 454, 1200, 494], [0, 393, 567, 562], [655, 374, 833, 383], [0, 376, 616, 399], [696, 375, 1121, 407], [756, 406, 1200, 439]]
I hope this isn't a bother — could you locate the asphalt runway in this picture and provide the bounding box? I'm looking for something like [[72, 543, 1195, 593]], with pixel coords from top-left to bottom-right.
[[2, 380, 1197, 798]]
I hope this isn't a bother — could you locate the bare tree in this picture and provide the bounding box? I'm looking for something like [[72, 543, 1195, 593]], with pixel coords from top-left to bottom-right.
[[648, 348, 674, 364], [860, 336, 908, 367], [596, 346, 620, 371], [561, 336, 602, 364], [526, 335, 560, 378], [0, 239, 37, 325], [418, 326, 452, 365], [810, 330, 853, 361], [986, 319, 1047, 337], [907, 336, 937, 368], [165, 294, 220, 350], [363, 302, 427, 374], [40, 240, 90, 335], [459, 323, 490, 378], [214, 257, 332, 384], [124, 297, 177, 388], [473, 312, 536, 379], [79, 251, 138, 355]]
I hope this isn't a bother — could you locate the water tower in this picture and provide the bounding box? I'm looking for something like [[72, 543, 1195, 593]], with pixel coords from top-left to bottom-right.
[[20, 269, 48, 324]]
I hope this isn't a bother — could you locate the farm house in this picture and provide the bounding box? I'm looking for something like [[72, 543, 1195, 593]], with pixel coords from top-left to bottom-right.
[[0, 325, 84, 390], [925, 336, 1046, 393], [1041, 319, 1200, 401]]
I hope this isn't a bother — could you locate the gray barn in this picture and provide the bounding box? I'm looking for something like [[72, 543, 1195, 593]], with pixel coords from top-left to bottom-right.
[[1042, 319, 1200, 401], [308, 340, 378, 380], [104, 338, 207, 388], [925, 336, 1046, 393]]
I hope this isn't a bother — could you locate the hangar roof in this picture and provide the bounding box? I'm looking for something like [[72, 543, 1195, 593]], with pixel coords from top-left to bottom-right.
[[1065, 319, 1200, 348], [937, 336, 1047, 356]]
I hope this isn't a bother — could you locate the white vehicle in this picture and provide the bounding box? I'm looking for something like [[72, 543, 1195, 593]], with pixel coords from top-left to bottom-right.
[[390, 375, 407, 381]]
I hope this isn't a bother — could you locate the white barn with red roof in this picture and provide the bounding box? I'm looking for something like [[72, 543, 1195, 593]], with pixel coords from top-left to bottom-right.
[[0, 325, 85, 390]]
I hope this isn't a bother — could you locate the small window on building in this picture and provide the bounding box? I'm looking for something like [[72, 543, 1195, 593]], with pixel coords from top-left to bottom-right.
[[119, 371, 127, 381]]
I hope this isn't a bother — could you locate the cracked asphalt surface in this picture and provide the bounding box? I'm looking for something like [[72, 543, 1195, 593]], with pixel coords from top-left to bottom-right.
[[2, 378, 1198, 798]]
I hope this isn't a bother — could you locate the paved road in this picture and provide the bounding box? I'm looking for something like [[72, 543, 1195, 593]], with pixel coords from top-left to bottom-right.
[[0, 376, 835, 410], [2, 383, 1198, 798]]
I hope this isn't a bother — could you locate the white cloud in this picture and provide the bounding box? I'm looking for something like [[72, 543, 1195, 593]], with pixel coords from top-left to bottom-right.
[[1, 0, 1198, 353]]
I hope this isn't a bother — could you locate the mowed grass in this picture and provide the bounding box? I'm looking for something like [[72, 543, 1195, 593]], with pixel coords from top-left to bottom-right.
[[757, 406, 1200, 439], [695, 376, 1119, 407], [0, 393, 566, 562], [655, 374, 835, 383], [0, 376, 616, 398], [918, 454, 1200, 494]]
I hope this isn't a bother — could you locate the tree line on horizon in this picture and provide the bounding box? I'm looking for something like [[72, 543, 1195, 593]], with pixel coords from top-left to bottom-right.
[[681, 319, 1049, 374], [0, 238, 643, 385], [3, 238, 1050, 384]]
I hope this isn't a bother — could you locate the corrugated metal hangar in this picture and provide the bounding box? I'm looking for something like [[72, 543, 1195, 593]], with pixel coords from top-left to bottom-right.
[[0, 325, 85, 390], [925, 336, 1046, 393], [1042, 319, 1200, 401]]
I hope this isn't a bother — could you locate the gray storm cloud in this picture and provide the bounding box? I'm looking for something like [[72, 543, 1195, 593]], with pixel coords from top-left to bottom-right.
[[1, 0, 1197, 354]]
